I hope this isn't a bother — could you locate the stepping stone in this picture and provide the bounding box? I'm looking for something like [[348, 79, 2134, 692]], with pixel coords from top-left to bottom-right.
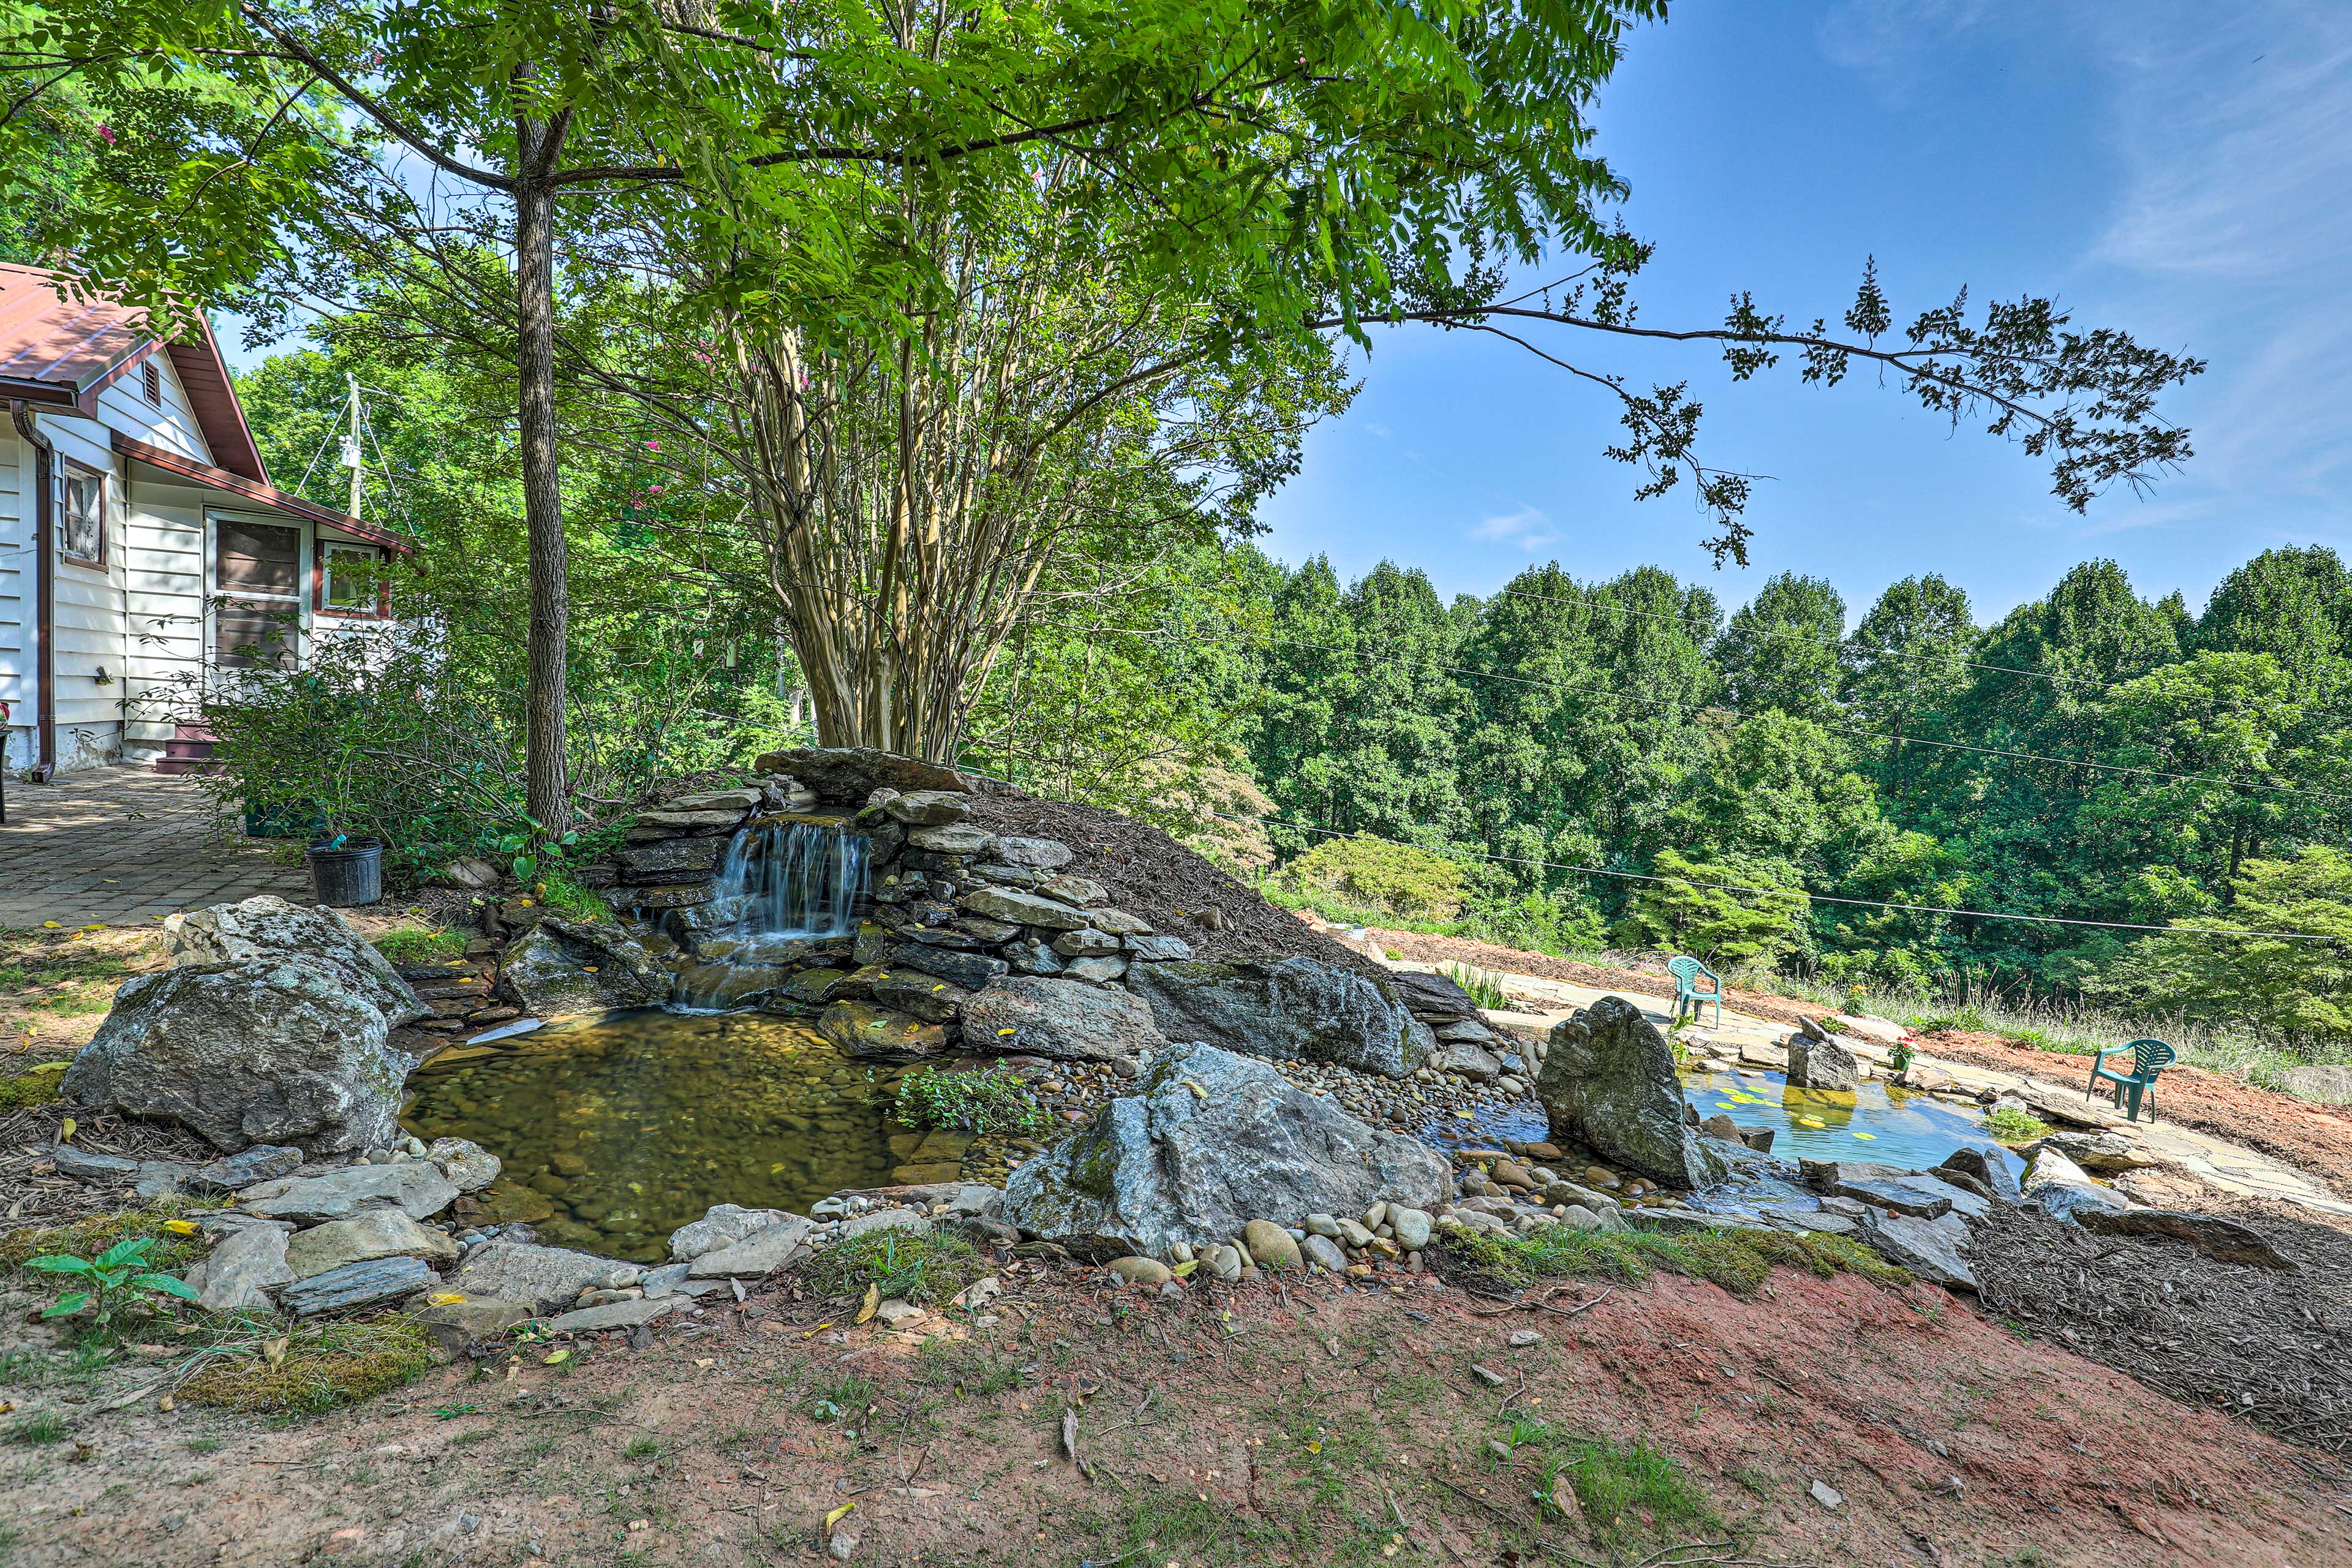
[[547, 1298, 680, 1333], [280, 1256, 439, 1316]]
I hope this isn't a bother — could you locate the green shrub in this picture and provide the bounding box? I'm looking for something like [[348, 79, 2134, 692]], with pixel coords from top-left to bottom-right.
[[895, 1065, 1048, 1136], [1271, 836, 1468, 924]]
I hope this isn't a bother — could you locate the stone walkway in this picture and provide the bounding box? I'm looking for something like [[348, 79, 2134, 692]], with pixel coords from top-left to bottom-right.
[[0, 767, 311, 927]]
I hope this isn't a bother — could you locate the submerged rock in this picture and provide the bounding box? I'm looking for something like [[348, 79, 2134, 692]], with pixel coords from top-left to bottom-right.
[[1534, 997, 1727, 1191], [62, 960, 412, 1155], [1121, 957, 1435, 1079], [497, 918, 673, 1016], [818, 1000, 951, 1060], [1001, 1041, 1449, 1259]]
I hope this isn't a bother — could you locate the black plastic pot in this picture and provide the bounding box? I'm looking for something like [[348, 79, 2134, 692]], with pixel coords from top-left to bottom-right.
[[306, 837, 383, 907]]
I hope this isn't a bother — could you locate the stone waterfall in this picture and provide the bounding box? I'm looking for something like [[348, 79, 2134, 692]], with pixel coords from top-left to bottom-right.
[[670, 820, 870, 1010]]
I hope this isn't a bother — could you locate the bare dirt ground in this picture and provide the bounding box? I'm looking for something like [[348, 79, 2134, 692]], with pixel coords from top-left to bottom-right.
[[7, 1256, 2351, 1568], [1362, 930, 1822, 1030], [1923, 1031, 2352, 1202]]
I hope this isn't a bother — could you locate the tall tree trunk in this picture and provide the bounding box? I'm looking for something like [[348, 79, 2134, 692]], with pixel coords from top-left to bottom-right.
[[514, 108, 571, 831]]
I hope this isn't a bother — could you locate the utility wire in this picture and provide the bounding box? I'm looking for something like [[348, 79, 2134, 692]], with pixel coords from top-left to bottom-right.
[[1085, 623, 2351, 807], [1203, 810, 2344, 944]]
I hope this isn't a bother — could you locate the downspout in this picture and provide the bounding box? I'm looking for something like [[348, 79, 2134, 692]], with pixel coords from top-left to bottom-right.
[[9, 399, 56, 781]]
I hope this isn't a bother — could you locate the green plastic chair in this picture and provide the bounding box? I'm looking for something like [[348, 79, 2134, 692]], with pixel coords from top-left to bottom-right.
[[2087, 1038, 2174, 1122], [1667, 956, 1723, 1027]]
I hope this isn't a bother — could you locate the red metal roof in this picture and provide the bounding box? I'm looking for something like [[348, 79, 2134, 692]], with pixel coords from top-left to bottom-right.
[[0, 263, 270, 483], [113, 434, 416, 556]]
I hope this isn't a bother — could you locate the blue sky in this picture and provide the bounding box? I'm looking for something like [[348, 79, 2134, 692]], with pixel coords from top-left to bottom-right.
[[1253, 0, 2352, 625]]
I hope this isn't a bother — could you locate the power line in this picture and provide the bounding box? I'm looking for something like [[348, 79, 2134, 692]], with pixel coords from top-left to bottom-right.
[[1207, 810, 2344, 944], [1087, 623, 2351, 807]]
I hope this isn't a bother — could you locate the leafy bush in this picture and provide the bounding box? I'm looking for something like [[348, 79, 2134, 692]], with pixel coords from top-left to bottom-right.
[[895, 1065, 1048, 1135], [1613, 850, 1810, 967], [1271, 835, 1468, 924]]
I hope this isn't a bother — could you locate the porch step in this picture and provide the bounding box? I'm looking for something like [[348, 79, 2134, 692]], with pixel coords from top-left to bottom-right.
[[154, 723, 221, 775]]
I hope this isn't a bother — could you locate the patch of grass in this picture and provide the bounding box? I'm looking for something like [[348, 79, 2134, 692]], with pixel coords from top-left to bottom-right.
[[1433, 1219, 1910, 1298], [6, 1412, 67, 1445], [0, 929, 148, 993], [622, 1434, 663, 1460], [532, 872, 612, 924], [799, 1373, 877, 1423], [1985, 1106, 2052, 1144], [1439, 962, 1511, 1011], [183, 1438, 221, 1455], [1118, 1490, 1289, 1566], [914, 1338, 1026, 1397], [179, 1316, 435, 1416], [1530, 1425, 1716, 1550], [800, 1227, 989, 1308], [895, 1064, 1049, 1136], [368, 923, 467, 964], [0, 1205, 199, 1274]]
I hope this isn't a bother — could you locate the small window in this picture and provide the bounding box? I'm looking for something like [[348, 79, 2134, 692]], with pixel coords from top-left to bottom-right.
[[142, 360, 162, 404], [61, 465, 105, 567], [317, 541, 388, 617]]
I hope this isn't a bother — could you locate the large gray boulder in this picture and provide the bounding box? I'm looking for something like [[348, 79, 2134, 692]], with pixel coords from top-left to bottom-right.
[[1121, 957, 1434, 1078], [1786, 1035, 1860, 1092], [162, 895, 424, 1027], [61, 960, 411, 1154], [960, 976, 1168, 1061], [1001, 1041, 1450, 1259], [1534, 996, 1727, 1190], [497, 916, 672, 1016]]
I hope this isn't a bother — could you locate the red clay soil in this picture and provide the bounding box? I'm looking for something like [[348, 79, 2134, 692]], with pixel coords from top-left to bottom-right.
[[9, 1261, 2350, 1567], [1365, 927, 1824, 1028], [1924, 1030, 2352, 1202]]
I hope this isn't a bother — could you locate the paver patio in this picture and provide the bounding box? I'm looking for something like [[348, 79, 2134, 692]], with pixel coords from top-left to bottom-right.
[[0, 767, 311, 927]]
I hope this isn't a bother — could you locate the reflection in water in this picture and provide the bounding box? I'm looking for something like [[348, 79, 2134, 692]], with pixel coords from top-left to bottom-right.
[[402, 1011, 903, 1263], [1698, 1068, 2013, 1173]]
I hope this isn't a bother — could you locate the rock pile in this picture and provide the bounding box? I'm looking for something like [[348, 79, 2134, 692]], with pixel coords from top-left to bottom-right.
[[594, 755, 1445, 1080]]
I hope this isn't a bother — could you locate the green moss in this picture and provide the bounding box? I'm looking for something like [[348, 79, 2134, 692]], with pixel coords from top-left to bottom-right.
[[1065, 1133, 1119, 1202], [1433, 1218, 1910, 1298], [0, 1067, 65, 1112], [179, 1317, 436, 1416]]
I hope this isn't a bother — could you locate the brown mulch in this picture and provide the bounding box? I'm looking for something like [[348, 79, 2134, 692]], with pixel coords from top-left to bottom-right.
[[1970, 1194, 2352, 1454], [0, 1101, 214, 1231], [1363, 927, 1825, 1027], [1924, 1030, 2352, 1202], [963, 794, 1390, 979]]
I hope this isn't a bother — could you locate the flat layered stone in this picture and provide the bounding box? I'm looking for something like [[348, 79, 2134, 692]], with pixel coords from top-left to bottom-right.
[[1856, 1209, 1977, 1292], [668, 1204, 803, 1262], [1831, 1173, 1988, 1222], [1085, 907, 1152, 936], [987, 836, 1074, 870], [240, 1162, 460, 1225], [188, 1145, 303, 1192], [960, 976, 1167, 1061], [871, 969, 970, 1023], [1123, 935, 1194, 962], [688, 1215, 815, 1277], [957, 887, 1092, 930], [887, 946, 1007, 992], [907, 824, 995, 854], [2074, 1207, 2298, 1269], [818, 1000, 952, 1061], [280, 1255, 439, 1316], [633, 809, 750, 830], [548, 1297, 681, 1333], [409, 1295, 537, 1352], [183, 1220, 295, 1313], [448, 1241, 637, 1314], [882, 789, 974, 826], [615, 836, 726, 881], [285, 1209, 461, 1279]]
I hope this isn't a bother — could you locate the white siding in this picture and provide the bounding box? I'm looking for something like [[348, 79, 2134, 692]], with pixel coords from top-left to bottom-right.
[[93, 351, 213, 464], [1, 428, 24, 769], [40, 413, 126, 760], [120, 473, 210, 749]]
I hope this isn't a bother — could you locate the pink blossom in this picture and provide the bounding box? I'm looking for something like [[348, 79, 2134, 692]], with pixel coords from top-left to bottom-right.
[[645, 440, 660, 451], [97, 124, 115, 145]]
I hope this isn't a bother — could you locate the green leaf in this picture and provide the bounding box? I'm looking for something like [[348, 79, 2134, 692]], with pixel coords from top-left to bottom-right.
[[23, 1254, 94, 1277], [39, 1292, 91, 1318], [135, 1273, 201, 1300], [95, 1237, 153, 1270]]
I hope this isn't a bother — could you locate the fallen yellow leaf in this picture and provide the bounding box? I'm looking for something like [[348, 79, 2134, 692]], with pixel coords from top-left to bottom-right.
[[163, 1220, 198, 1235], [1171, 1260, 1198, 1277], [541, 1349, 569, 1365], [41, 921, 61, 929], [824, 1501, 856, 1534], [58, 1118, 75, 1143], [854, 1284, 879, 1325], [427, 1292, 467, 1306], [803, 1321, 834, 1339]]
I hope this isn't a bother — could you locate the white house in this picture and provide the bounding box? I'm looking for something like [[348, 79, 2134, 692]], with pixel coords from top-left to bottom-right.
[[0, 263, 413, 776]]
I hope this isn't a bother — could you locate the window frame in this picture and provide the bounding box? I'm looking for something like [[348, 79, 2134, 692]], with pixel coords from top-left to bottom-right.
[[58, 459, 107, 570], [207, 511, 306, 672], [312, 538, 391, 620]]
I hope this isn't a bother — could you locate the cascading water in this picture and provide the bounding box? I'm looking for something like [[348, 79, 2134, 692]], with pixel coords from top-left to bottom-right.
[[671, 820, 870, 1009]]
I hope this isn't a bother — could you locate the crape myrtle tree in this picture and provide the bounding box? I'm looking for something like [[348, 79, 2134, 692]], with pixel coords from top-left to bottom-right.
[[4, 0, 2209, 783]]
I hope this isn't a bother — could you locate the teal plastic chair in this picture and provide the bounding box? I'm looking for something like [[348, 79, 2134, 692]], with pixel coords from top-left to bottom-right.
[[2087, 1038, 2174, 1122], [1667, 956, 1723, 1027]]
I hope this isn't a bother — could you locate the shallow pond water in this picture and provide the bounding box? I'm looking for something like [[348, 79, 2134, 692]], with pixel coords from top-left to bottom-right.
[[1684, 1066, 2016, 1175], [401, 1011, 905, 1263]]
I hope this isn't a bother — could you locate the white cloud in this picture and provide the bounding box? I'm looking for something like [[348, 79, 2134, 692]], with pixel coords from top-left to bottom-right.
[[1815, 0, 1994, 102], [1469, 505, 1558, 550]]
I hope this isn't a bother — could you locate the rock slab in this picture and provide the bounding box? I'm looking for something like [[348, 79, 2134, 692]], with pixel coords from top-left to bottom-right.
[[239, 1162, 460, 1226], [959, 976, 1169, 1062], [1002, 1041, 1449, 1259], [448, 1241, 636, 1314], [280, 1255, 439, 1316], [1121, 957, 1435, 1079]]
